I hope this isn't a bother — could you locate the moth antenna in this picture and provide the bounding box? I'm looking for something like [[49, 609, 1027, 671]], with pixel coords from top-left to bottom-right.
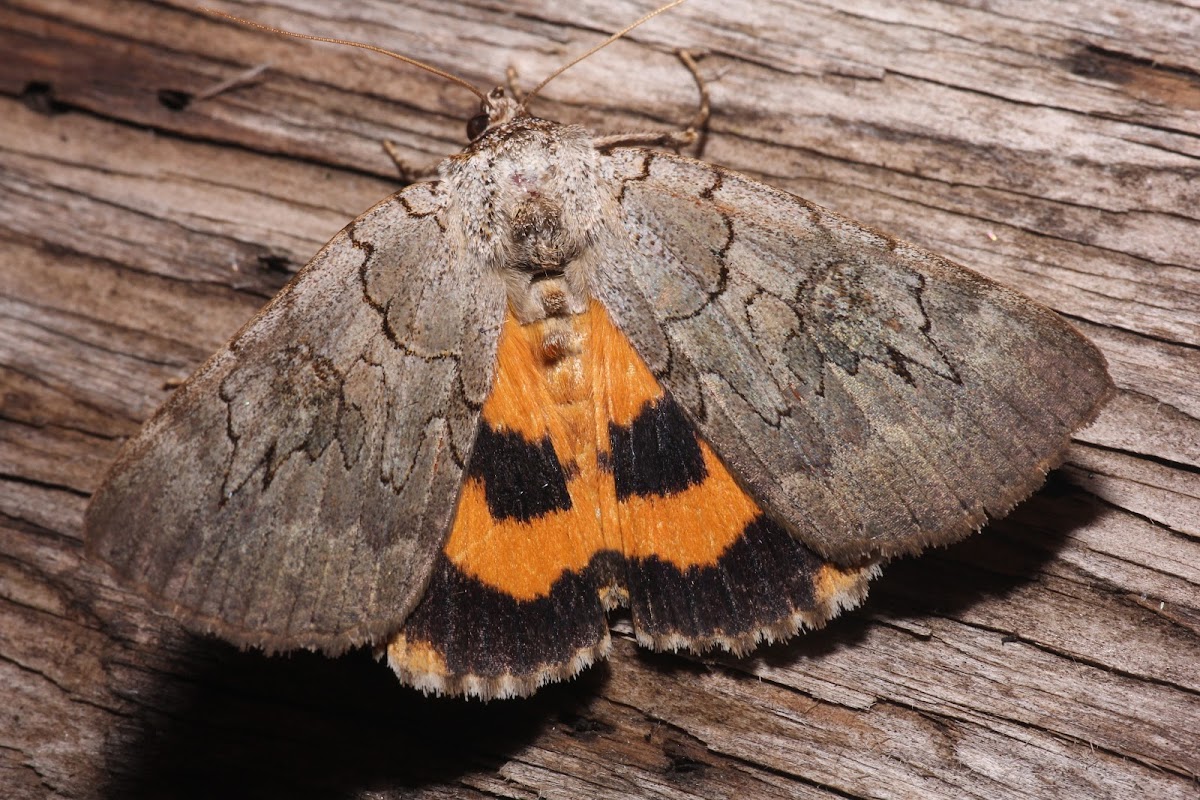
[[519, 0, 689, 112], [197, 6, 488, 102]]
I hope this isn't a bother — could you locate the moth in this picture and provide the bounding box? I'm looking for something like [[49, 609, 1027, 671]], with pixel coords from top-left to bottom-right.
[[86, 2, 1113, 700]]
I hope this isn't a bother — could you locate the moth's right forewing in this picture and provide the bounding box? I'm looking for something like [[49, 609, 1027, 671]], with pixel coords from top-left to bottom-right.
[[594, 148, 1113, 564], [85, 183, 507, 654]]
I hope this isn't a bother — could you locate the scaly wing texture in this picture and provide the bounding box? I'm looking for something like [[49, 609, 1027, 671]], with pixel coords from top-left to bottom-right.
[[593, 149, 1113, 563], [388, 303, 876, 700], [85, 184, 507, 653]]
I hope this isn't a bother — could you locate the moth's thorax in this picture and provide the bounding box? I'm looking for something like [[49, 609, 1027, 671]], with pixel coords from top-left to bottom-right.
[[442, 117, 604, 324]]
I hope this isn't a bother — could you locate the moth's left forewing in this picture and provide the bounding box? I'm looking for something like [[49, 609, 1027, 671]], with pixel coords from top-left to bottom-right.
[[593, 147, 1113, 564], [85, 181, 508, 653]]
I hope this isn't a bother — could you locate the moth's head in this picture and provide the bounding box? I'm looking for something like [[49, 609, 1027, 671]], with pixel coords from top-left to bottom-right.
[[467, 87, 523, 141]]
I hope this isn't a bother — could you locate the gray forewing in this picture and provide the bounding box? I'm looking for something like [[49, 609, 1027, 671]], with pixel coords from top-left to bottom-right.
[[593, 148, 1113, 563], [85, 183, 507, 653]]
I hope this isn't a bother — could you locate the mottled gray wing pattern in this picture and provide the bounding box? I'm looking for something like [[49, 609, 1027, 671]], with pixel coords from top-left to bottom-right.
[[86, 183, 507, 653], [593, 148, 1113, 563]]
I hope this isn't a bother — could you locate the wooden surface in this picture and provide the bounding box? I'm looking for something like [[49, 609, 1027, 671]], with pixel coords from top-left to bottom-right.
[[2, 1, 1197, 797]]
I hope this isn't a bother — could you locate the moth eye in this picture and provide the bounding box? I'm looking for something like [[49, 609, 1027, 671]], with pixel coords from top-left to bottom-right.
[[467, 113, 490, 141]]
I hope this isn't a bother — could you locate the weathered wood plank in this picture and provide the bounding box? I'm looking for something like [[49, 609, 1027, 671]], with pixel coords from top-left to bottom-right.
[[2, 1, 1197, 798]]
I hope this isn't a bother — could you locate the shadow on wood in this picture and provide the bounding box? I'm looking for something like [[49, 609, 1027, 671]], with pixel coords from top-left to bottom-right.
[[102, 641, 608, 798]]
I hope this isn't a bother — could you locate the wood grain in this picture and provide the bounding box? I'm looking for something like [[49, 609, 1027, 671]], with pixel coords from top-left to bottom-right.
[[2, 1, 1196, 797]]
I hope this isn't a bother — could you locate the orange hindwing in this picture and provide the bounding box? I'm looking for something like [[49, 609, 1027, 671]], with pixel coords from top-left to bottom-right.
[[388, 301, 876, 699]]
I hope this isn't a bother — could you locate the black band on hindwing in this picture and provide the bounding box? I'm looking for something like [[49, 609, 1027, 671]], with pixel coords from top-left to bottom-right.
[[607, 396, 707, 500], [468, 424, 572, 522]]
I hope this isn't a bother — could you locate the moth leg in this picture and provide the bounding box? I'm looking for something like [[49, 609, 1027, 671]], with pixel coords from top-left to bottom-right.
[[505, 65, 526, 103], [676, 49, 711, 141], [381, 140, 440, 183], [163, 63, 270, 111], [592, 50, 711, 153], [194, 63, 271, 101]]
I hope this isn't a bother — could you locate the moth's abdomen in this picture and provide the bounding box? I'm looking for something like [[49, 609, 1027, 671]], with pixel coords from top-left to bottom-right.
[[386, 301, 877, 699]]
